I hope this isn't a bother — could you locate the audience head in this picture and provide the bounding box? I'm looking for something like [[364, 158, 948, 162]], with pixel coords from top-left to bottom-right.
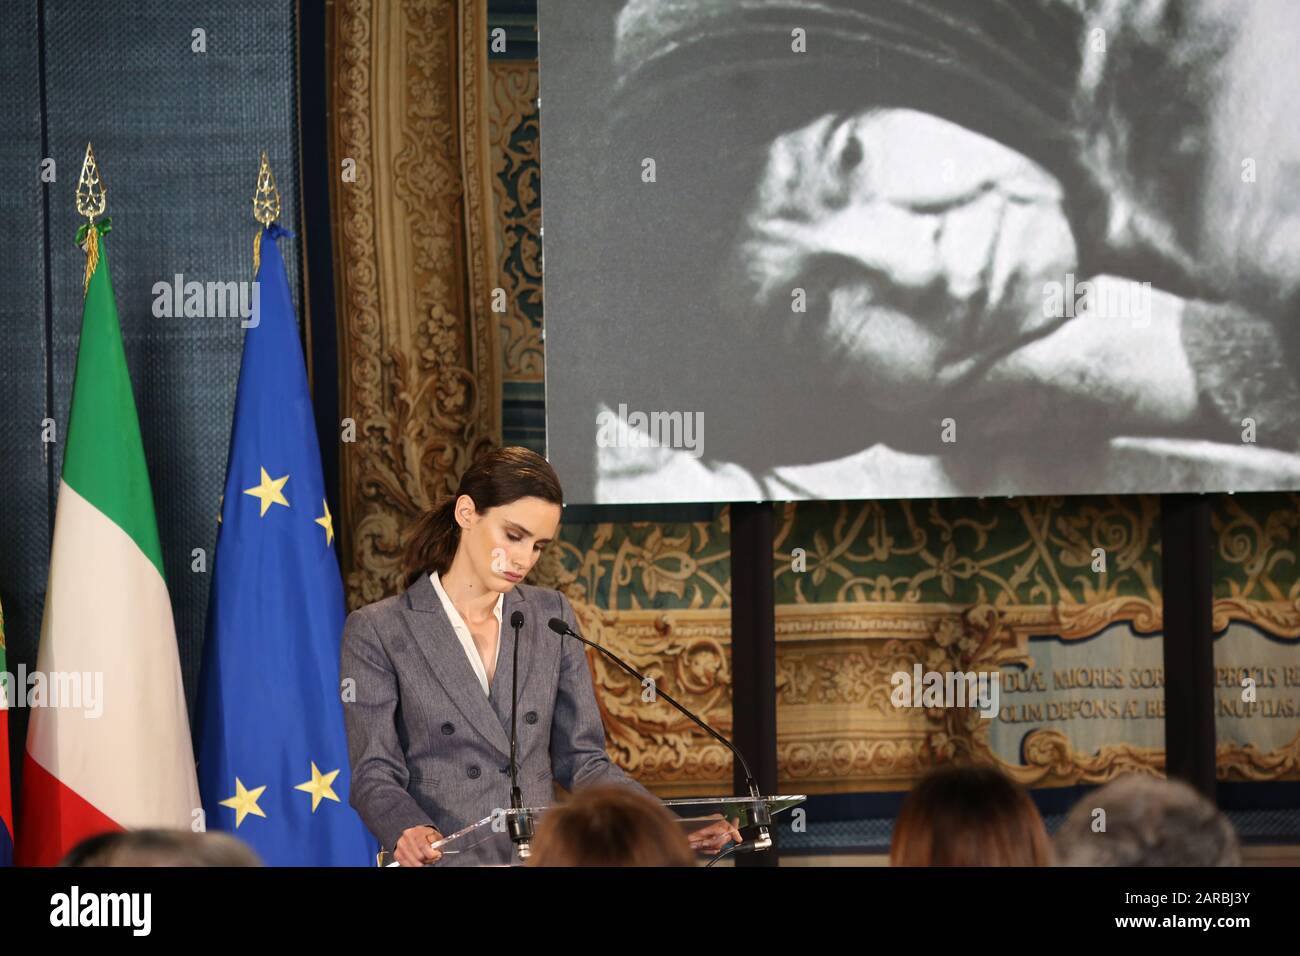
[[527, 785, 697, 867], [891, 763, 1052, 866], [60, 828, 263, 867], [1055, 774, 1240, 866]]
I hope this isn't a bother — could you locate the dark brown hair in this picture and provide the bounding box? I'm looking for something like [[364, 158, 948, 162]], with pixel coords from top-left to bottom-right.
[[890, 763, 1052, 866], [402, 445, 564, 585], [527, 785, 697, 867]]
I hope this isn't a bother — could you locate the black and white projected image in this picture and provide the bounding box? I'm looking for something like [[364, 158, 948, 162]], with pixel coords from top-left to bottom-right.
[[539, 0, 1300, 505]]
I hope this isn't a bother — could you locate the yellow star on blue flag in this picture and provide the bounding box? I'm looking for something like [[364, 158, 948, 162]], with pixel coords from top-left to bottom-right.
[[220, 777, 267, 828], [295, 762, 342, 812]]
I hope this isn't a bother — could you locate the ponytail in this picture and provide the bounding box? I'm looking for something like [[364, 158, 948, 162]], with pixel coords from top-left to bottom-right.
[[402, 497, 460, 585]]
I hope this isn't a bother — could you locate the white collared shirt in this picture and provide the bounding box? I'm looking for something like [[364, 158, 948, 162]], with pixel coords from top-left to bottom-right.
[[430, 571, 503, 697]]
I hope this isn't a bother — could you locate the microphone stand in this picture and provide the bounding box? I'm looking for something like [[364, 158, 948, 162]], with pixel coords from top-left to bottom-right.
[[507, 610, 534, 859], [547, 617, 773, 853]]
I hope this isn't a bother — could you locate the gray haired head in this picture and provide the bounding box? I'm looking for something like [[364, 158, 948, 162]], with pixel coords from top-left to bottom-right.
[[1055, 774, 1240, 866]]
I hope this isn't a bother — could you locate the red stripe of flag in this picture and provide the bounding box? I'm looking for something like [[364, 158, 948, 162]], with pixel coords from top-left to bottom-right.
[[15, 756, 122, 867]]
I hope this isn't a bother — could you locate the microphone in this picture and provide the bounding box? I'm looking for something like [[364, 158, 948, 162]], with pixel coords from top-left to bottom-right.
[[507, 609, 534, 859], [546, 616, 773, 852]]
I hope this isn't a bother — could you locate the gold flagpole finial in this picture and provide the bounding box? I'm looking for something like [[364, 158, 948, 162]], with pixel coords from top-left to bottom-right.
[[76, 142, 106, 223], [253, 151, 280, 226], [252, 151, 281, 276], [77, 143, 106, 295]]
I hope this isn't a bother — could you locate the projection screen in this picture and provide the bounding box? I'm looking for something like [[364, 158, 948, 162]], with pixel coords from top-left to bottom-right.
[[539, 0, 1300, 505]]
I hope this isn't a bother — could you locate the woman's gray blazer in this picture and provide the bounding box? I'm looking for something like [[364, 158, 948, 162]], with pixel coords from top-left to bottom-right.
[[340, 575, 654, 865]]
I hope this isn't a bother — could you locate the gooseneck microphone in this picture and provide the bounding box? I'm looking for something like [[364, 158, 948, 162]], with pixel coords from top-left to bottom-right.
[[546, 616, 773, 852], [507, 609, 534, 858]]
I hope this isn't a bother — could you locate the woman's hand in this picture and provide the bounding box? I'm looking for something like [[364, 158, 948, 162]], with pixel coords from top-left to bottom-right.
[[687, 815, 743, 855], [730, 108, 1077, 415], [393, 825, 445, 867]]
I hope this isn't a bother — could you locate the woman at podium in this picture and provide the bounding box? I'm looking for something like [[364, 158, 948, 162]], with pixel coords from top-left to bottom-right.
[[340, 446, 739, 865]]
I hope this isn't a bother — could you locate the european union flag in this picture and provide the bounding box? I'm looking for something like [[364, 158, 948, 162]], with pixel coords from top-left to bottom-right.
[[196, 222, 375, 865]]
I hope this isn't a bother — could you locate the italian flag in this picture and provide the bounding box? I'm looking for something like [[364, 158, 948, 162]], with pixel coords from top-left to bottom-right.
[[16, 224, 200, 866]]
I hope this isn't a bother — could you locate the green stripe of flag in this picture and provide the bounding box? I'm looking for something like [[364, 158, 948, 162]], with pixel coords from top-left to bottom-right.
[[60, 235, 167, 580]]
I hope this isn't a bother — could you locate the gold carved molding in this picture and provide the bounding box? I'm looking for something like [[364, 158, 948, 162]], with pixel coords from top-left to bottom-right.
[[330, 0, 502, 606], [535, 591, 1174, 795], [1218, 732, 1300, 782], [547, 545, 1298, 789], [776, 601, 1166, 792], [1214, 598, 1300, 637], [487, 59, 543, 382]]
